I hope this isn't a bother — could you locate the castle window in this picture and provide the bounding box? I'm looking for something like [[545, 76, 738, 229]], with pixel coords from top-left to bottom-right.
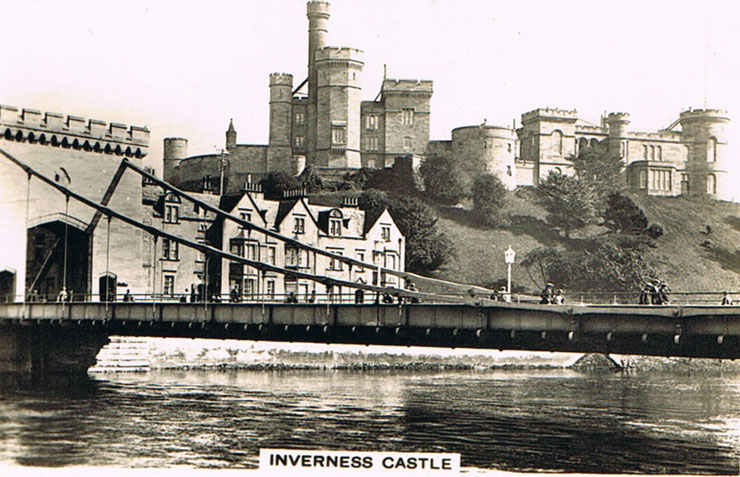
[[552, 130, 563, 156], [708, 137, 717, 162], [403, 136, 413, 151], [508, 143, 512, 153], [649, 145, 655, 160], [707, 174, 717, 194], [294, 135, 304, 148], [642, 145, 648, 160], [367, 136, 378, 151], [402, 109, 414, 126], [332, 127, 346, 145], [366, 114, 379, 130], [293, 216, 305, 235], [639, 170, 648, 189], [684, 145, 690, 160], [681, 174, 690, 194], [656, 145, 662, 161], [295, 112, 305, 125]]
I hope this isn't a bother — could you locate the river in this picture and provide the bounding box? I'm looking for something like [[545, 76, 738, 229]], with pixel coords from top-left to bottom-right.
[[1, 368, 739, 473]]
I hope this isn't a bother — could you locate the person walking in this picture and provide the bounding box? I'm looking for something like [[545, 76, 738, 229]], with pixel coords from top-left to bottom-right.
[[721, 291, 733, 305]]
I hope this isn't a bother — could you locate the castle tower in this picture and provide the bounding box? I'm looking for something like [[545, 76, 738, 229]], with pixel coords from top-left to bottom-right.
[[225, 119, 237, 150], [606, 112, 630, 161], [306, 1, 331, 162], [267, 73, 295, 173], [314, 47, 364, 168], [679, 108, 730, 198], [518, 108, 578, 184], [451, 124, 517, 190], [163, 137, 188, 182]]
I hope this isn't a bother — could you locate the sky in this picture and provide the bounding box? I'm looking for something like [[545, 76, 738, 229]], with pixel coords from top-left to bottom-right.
[[3, 0, 740, 195]]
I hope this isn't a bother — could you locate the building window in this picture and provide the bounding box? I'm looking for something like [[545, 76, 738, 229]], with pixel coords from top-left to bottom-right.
[[329, 218, 342, 236], [164, 204, 179, 223], [639, 170, 648, 189], [366, 114, 379, 130], [681, 173, 690, 194], [642, 145, 648, 160], [244, 278, 257, 298], [268, 246, 276, 265], [708, 137, 717, 162], [650, 169, 672, 191], [294, 135, 304, 148], [707, 174, 717, 194], [332, 127, 346, 145], [356, 250, 365, 272], [402, 108, 414, 126], [295, 112, 305, 125], [381, 226, 391, 242], [507, 143, 512, 153], [552, 130, 563, 156], [367, 136, 378, 152], [266, 280, 275, 299], [329, 250, 344, 271], [403, 136, 413, 151], [163, 274, 175, 296], [245, 242, 258, 261], [384, 253, 397, 270], [162, 238, 179, 260], [293, 216, 305, 234], [656, 145, 662, 161]]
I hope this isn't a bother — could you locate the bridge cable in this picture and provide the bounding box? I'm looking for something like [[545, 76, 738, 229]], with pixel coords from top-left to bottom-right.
[[22, 173, 31, 315], [62, 195, 70, 302], [105, 215, 111, 307]]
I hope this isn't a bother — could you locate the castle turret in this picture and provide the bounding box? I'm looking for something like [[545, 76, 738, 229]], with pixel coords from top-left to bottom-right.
[[451, 124, 517, 190], [518, 108, 578, 183], [606, 112, 630, 160], [225, 119, 237, 150], [314, 47, 364, 168], [306, 1, 331, 163], [679, 108, 730, 197], [268, 73, 295, 173], [163, 137, 188, 182]]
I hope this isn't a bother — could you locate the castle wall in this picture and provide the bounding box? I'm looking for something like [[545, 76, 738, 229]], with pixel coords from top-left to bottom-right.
[[0, 106, 150, 300], [381, 79, 432, 165]]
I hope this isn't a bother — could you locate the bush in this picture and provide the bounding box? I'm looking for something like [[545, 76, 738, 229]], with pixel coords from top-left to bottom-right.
[[646, 222, 664, 239], [471, 173, 508, 227], [260, 171, 300, 199], [419, 153, 470, 204]]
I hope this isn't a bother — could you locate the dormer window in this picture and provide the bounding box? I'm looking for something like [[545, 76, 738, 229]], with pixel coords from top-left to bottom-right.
[[328, 209, 343, 236]]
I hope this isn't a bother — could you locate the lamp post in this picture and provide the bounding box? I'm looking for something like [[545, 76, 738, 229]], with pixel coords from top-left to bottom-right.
[[504, 245, 516, 294]]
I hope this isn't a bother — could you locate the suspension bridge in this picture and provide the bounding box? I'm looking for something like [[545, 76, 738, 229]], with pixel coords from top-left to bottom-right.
[[1, 147, 740, 374]]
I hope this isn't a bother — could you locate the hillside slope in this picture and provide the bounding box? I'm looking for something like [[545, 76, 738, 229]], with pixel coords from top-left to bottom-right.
[[430, 194, 740, 295]]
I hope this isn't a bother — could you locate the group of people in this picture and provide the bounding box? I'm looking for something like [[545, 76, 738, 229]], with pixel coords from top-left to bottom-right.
[[489, 286, 512, 303], [638, 280, 670, 305], [540, 283, 565, 305]]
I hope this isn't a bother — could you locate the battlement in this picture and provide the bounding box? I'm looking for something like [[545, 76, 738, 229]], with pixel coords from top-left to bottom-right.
[[575, 124, 607, 133], [0, 104, 149, 155], [521, 107, 578, 123], [315, 46, 364, 63], [452, 124, 515, 139], [679, 108, 730, 122], [381, 79, 434, 95], [307, 1, 330, 18], [606, 112, 631, 122], [625, 130, 682, 140], [269, 73, 294, 86]]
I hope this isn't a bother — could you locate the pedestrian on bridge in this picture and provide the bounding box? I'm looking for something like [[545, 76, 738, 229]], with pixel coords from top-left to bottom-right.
[[230, 285, 240, 303], [56, 287, 68, 303], [540, 283, 555, 304], [722, 291, 733, 305]]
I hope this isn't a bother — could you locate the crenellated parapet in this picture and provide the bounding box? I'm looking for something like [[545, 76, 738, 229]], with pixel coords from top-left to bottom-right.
[[381, 79, 434, 98], [521, 107, 578, 124], [269, 73, 294, 86], [0, 104, 149, 157], [679, 108, 730, 122], [315, 46, 364, 68]]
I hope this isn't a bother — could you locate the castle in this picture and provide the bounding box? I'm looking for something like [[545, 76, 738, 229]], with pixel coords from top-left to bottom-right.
[[163, 1, 433, 194], [162, 1, 730, 201]]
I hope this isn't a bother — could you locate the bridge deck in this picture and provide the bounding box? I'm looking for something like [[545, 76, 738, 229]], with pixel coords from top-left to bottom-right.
[[1, 302, 739, 359]]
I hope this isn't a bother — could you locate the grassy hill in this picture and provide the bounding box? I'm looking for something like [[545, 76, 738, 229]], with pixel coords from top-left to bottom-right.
[[429, 192, 740, 295]]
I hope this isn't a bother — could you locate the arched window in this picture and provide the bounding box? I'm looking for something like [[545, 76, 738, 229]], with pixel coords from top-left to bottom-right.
[[552, 130, 563, 156], [643, 145, 648, 159], [683, 145, 690, 160], [649, 145, 655, 160], [656, 145, 662, 161], [708, 137, 717, 162], [707, 174, 717, 194], [590, 138, 598, 148], [579, 138, 588, 153]]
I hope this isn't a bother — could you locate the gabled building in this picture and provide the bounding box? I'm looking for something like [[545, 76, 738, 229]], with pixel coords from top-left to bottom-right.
[[218, 186, 405, 302]]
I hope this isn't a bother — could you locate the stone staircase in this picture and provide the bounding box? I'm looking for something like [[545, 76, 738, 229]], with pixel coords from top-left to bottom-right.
[[89, 336, 151, 373]]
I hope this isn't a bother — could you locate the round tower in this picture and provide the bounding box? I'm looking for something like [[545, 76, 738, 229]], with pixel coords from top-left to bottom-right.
[[451, 124, 517, 190], [679, 109, 730, 197], [163, 137, 188, 182], [307, 1, 330, 102], [606, 112, 630, 159], [225, 119, 237, 150], [269, 73, 294, 148]]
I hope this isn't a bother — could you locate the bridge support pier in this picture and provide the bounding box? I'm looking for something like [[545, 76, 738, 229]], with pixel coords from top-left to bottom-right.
[[0, 324, 110, 374]]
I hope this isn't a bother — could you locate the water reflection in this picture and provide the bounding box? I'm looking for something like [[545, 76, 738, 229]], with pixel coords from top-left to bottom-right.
[[0, 369, 739, 473]]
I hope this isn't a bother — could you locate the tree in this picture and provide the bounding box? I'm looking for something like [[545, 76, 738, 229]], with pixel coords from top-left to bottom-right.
[[260, 171, 300, 199], [298, 165, 324, 193], [358, 190, 453, 273], [471, 173, 508, 227], [601, 192, 649, 234], [571, 147, 625, 206], [536, 171, 596, 238], [419, 153, 470, 204]]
